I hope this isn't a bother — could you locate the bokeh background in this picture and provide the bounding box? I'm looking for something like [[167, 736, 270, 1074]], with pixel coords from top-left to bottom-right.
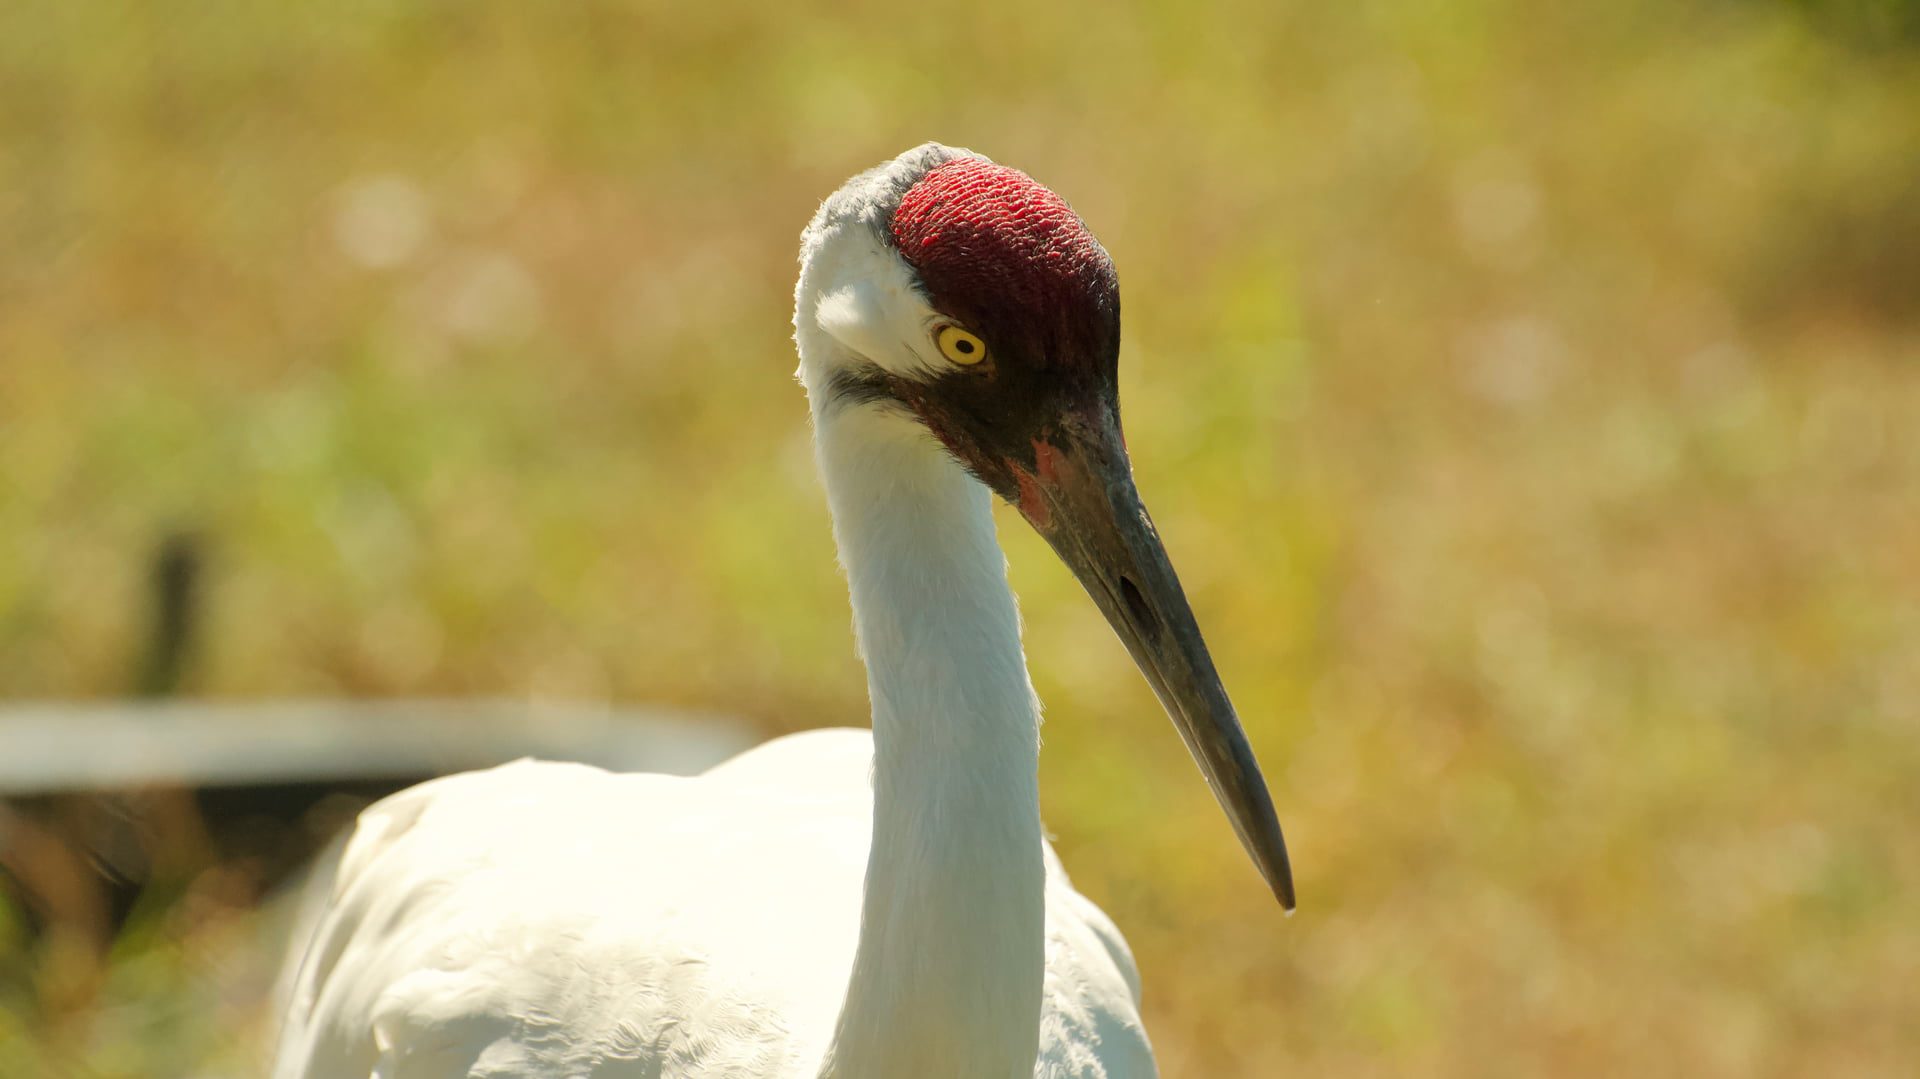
[[3, 0, 1917, 1075]]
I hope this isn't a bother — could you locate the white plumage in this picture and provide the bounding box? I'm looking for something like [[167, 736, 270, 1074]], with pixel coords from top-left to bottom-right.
[[275, 735, 1149, 1078], [274, 143, 1290, 1079]]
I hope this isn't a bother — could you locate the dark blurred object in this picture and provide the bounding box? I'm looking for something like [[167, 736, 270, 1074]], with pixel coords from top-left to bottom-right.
[[0, 533, 751, 985], [2, 529, 219, 960], [133, 529, 203, 699]]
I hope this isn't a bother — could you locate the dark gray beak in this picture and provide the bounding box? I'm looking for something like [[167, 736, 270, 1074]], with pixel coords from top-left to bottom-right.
[[1014, 407, 1295, 910]]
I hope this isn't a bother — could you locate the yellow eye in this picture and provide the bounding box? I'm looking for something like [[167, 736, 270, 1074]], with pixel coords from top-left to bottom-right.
[[935, 325, 988, 365]]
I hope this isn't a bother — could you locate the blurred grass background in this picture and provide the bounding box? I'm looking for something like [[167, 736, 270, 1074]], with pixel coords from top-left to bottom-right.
[[2, 0, 1917, 1075]]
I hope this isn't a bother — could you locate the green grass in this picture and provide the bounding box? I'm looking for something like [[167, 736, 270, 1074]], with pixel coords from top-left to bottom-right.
[[3, 0, 1917, 1074]]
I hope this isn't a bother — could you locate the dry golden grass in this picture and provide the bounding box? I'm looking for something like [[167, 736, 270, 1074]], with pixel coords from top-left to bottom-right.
[[2, 1, 1917, 1075]]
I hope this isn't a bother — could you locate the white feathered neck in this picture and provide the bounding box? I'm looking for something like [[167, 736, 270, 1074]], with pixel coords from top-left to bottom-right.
[[806, 395, 1047, 1079], [795, 190, 1049, 1075]]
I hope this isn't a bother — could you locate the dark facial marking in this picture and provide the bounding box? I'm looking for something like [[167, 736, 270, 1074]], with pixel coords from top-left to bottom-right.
[[828, 358, 1116, 519], [826, 365, 900, 412]]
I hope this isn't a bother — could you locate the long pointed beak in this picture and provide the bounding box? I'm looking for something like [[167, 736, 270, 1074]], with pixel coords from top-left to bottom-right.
[[1017, 408, 1295, 910]]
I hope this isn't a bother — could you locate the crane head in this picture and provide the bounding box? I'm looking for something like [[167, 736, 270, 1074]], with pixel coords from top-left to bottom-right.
[[797, 144, 1295, 911]]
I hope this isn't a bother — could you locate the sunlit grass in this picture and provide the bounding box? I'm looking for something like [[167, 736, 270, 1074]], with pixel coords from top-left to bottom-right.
[[2, 0, 1916, 1075]]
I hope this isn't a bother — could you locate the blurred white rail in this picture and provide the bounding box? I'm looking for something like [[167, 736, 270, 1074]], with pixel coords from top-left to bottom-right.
[[0, 699, 757, 794]]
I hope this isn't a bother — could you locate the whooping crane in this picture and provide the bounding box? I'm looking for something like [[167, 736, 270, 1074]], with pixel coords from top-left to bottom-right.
[[273, 142, 1294, 1079]]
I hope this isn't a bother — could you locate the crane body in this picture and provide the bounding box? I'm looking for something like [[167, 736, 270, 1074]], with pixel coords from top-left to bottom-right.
[[274, 143, 1291, 1079]]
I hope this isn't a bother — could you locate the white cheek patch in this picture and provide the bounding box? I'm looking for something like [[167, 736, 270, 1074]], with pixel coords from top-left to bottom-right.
[[814, 282, 904, 367], [805, 231, 942, 380]]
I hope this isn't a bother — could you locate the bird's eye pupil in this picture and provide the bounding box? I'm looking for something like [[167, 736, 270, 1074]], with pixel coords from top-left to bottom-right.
[[936, 325, 987, 365]]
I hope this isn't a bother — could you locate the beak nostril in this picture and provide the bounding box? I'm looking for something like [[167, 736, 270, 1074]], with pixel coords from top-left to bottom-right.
[[1118, 575, 1160, 644]]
